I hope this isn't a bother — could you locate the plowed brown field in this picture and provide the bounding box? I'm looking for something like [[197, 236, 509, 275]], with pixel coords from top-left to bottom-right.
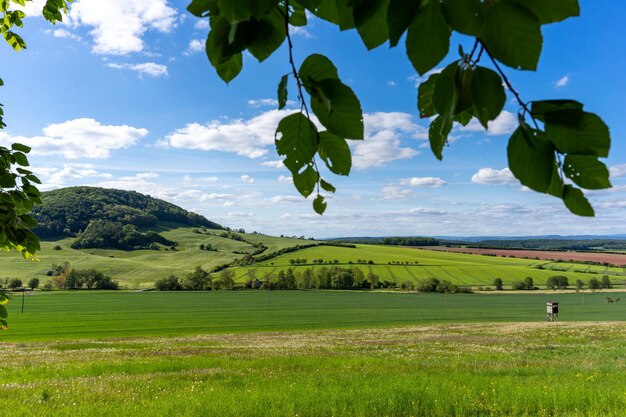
[[419, 246, 626, 266]]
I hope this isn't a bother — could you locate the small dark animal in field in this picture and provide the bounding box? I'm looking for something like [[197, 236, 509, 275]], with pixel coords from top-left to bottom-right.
[[606, 297, 614, 303]]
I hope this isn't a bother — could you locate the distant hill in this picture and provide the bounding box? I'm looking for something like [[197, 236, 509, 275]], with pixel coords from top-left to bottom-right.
[[33, 186, 223, 238]]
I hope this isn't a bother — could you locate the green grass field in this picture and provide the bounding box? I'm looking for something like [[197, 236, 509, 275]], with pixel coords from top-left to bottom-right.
[[232, 244, 626, 287], [2, 291, 626, 416]]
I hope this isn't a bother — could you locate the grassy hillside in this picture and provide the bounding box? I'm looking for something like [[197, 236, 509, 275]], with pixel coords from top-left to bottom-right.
[[0, 227, 311, 287], [230, 244, 626, 287]]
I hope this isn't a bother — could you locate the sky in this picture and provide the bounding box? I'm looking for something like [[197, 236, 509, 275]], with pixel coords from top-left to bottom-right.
[[0, 0, 624, 238]]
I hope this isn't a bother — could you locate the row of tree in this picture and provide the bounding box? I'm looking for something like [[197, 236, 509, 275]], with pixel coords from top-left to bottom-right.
[[491, 275, 615, 291]]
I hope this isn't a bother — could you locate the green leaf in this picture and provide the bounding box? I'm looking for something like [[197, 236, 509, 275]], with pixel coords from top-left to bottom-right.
[[318, 131, 352, 175], [507, 127, 555, 192], [470, 66, 505, 129], [11, 143, 30, 153], [299, 54, 339, 83], [432, 62, 458, 125], [205, 18, 246, 82], [278, 74, 289, 110], [563, 155, 611, 190], [406, 0, 451, 76], [532, 99, 583, 124], [320, 179, 336, 193], [428, 116, 452, 161], [13, 152, 29, 167], [247, 8, 286, 62], [563, 185, 594, 217], [313, 194, 327, 215], [386, 0, 421, 47], [217, 0, 275, 23], [417, 73, 439, 118], [310, 79, 364, 139], [290, 3, 308, 26], [275, 113, 319, 174], [546, 161, 564, 198], [454, 66, 474, 115], [353, 0, 389, 50], [215, 54, 243, 83], [293, 165, 319, 197], [19, 214, 37, 228], [545, 112, 610, 158], [314, 0, 355, 30], [453, 110, 473, 127], [509, 0, 579, 24], [441, 0, 483, 36], [482, 1, 542, 70], [0, 304, 6, 318], [187, 0, 218, 17]]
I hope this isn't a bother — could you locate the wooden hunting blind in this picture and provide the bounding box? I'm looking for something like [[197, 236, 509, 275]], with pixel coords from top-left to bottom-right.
[[546, 301, 559, 322]]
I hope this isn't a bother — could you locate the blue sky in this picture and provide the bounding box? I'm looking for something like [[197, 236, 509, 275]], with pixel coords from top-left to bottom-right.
[[0, 0, 624, 237]]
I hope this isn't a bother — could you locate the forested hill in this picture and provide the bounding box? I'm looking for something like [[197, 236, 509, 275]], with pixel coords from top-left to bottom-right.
[[33, 186, 223, 237]]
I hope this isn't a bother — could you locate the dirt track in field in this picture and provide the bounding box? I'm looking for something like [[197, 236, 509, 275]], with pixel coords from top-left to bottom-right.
[[417, 246, 626, 266]]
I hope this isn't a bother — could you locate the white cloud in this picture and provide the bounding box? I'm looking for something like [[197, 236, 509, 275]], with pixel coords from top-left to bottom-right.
[[471, 168, 518, 185], [68, 0, 177, 55], [261, 160, 285, 169], [458, 111, 517, 136], [387, 80, 397, 87], [186, 38, 203, 54], [380, 186, 415, 200], [267, 195, 304, 204], [408, 207, 446, 215], [289, 25, 312, 39], [51, 28, 81, 41], [400, 177, 447, 187], [194, 20, 209, 30], [199, 176, 219, 182], [227, 211, 255, 218], [278, 175, 293, 184], [107, 62, 168, 77], [34, 164, 112, 190], [610, 164, 626, 179], [351, 112, 425, 169], [163, 110, 425, 169], [162, 109, 292, 158], [248, 98, 279, 108], [0, 118, 147, 159], [554, 75, 569, 88], [241, 175, 255, 183]]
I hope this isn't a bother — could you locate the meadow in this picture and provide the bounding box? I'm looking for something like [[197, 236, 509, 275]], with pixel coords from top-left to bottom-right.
[[2, 291, 626, 416]]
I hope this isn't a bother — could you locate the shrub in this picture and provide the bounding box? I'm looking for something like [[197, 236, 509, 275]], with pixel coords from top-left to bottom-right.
[[53, 245, 62, 251], [8, 278, 22, 290], [416, 278, 440, 293], [155, 274, 183, 291], [493, 278, 503, 291], [600, 275, 613, 289], [28, 278, 40, 290], [512, 281, 526, 290]]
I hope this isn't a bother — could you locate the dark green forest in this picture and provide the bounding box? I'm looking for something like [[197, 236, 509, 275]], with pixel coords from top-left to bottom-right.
[[33, 187, 223, 237], [30, 187, 223, 250]]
